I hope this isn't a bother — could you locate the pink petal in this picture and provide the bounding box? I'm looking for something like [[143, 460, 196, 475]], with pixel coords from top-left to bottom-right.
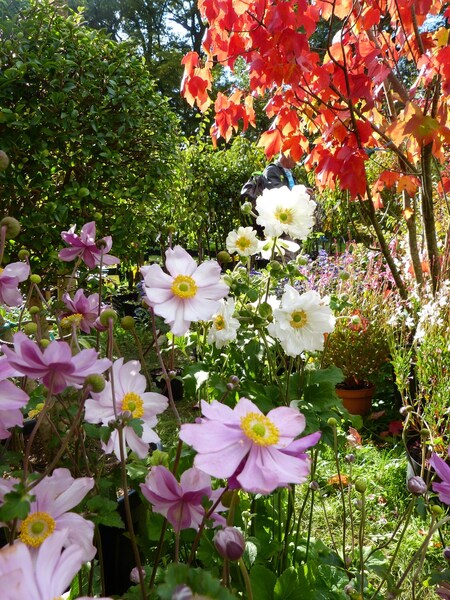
[[165, 245, 197, 277]]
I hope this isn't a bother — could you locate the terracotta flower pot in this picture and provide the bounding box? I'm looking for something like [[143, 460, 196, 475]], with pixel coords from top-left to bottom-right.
[[335, 384, 375, 416]]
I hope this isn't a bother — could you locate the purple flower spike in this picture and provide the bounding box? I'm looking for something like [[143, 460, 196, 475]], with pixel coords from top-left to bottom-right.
[[59, 221, 120, 269], [1, 332, 111, 394]]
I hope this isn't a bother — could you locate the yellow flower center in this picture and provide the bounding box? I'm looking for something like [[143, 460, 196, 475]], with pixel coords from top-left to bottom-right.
[[274, 207, 294, 224], [0, 267, 3, 275], [214, 315, 226, 330], [20, 511, 56, 547], [61, 313, 83, 329], [121, 391, 144, 419], [236, 236, 251, 251], [241, 412, 280, 446], [28, 402, 45, 419], [290, 309, 307, 329], [171, 274, 198, 299]]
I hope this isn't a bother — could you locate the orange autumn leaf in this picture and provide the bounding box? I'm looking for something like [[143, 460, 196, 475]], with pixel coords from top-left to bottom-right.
[[397, 175, 420, 196], [403, 207, 414, 220], [327, 474, 350, 486], [258, 128, 282, 158]]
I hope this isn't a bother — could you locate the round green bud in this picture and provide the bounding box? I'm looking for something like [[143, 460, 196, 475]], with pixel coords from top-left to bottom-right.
[[258, 302, 273, 318], [39, 339, 50, 349], [420, 428, 429, 439], [28, 306, 40, 315], [240, 201, 253, 215], [167, 224, 176, 234], [120, 316, 135, 330], [0, 217, 21, 239], [23, 322, 38, 336], [327, 417, 338, 427], [30, 274, 41, 284], [296, 254, 309, 266], [220, 490, 237, 508], [84, 374, 106, 393], [217, 250, 233, 264], [339, 270, 351, 281], [93, 211, 103, 221], [99, 308, 118, 327], [269, 260, 282, 272], [430, 504, 444, 517], [77, 187, 90, 198], [18, 248, 30, 260], [0, 150, 10, 170], [355, 478, 367, 494], [149, 450, 170, 467]]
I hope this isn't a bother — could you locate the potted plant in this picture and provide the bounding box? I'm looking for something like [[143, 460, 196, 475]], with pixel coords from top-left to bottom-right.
[[324, 309, 391, 415]]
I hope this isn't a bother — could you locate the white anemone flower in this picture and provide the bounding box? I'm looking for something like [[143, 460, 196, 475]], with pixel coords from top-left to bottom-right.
[[84, 358, 168, 460], [141, 245, 229, 336], [260, 236, 300, 259], [255, 185, 316, 240], [226, 227, 261, 257], [267, 286, 335, 356], [207, 298, 240, 348]]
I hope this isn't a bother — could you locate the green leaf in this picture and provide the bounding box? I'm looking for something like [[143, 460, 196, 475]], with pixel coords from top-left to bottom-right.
[[0, 487, 33, 522], [86, 495, 124, 528], [249, 565, 276, 600], [274, 567, 302, 600]]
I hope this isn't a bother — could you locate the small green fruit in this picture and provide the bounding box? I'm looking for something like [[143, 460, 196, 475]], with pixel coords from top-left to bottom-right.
[[40, 339, 50, 349], [23, 322, 38, 336], [30, 274, 41, 284], [0, 217, 21, 239], [85, 374, 106, 393], [18, 248, 29, 260], [355, 478, 367, 494], [121, 316, 135, 330], [99, 308, 118, 327]]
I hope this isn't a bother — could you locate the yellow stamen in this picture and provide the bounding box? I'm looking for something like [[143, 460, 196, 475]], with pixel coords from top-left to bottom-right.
[[236, 236, 251, 251], [290, 309, 307, 329], [121, 391, 145, 419], [241, 412, 279, 446], [214, 315, 226, 331], [28, 402, 45, 419], [20, 511, 56, 547], [274, 207, 294, 224], [171, 274, 198, 299], [60, 313, 83, 329]]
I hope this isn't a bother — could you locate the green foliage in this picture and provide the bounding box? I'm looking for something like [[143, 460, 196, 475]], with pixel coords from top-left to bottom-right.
[[156, 563, 236, 599], [0, 0, 181, 277]]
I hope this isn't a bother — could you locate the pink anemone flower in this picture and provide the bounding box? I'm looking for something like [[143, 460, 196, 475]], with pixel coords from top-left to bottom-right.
[[61, 288, 102, 333], [140, 465, 217, 532], [429, 448, 450, 504], [180, 397, 321, 495], [0, 261, 30, 307], [58, 221, 120, 269], [1, 332, 111, 394], [141, 245, 229, 336], [0, 356, 29, 440], [0, 530, 113, 600], [84, 358, 168, 460], [0, 468, 95, 561]]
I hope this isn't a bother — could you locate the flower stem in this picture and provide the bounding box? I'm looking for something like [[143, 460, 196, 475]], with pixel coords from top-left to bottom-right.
[[239, 558, 253, 600]]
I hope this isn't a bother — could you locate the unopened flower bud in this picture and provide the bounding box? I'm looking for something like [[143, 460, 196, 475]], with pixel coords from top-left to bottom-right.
[[240, 201, 252, 215], [355, 478, 367, 493], [327, 417, 338, 427], [258, 302, 273, 318], [213, 527, 245, 561], [28, 306, 40, 315], [309, 481, 320, 491], [443, 547, 450, 562], [217, 251, 233, 264], [149, 450, 169, 467], [229, 375, 240, 386], [129, 566, 145, 584], [0, 216, 20, 239], [407, 476, 427, 496], [84, 374, 106, 393], [355, 499, 363, 510], [430, 504, 444, 517], [420, 428, 428, 439], [30, 274, 41, 284], [39, 339, 50, 349], [219, 490, 235, 508], [23, 322, 38, 336], [121, 316, 135, 330], [226, 382, 235, 391], [345, 454, 355, 464], [269, 260, 282, 272], [18, 248, 29, 260], [171, 585, 193, 600], [96, 238, 108, 249], [0, 150, 10, 170], [296, 254, 309, 266], [167, 224, 176, 234], [168, 370, 177, 379], [399, 405, 413, 415], [99, 308, 118, 327]]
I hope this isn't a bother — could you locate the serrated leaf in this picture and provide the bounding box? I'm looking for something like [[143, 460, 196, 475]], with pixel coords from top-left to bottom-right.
[[249, 565, 276, 600]]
